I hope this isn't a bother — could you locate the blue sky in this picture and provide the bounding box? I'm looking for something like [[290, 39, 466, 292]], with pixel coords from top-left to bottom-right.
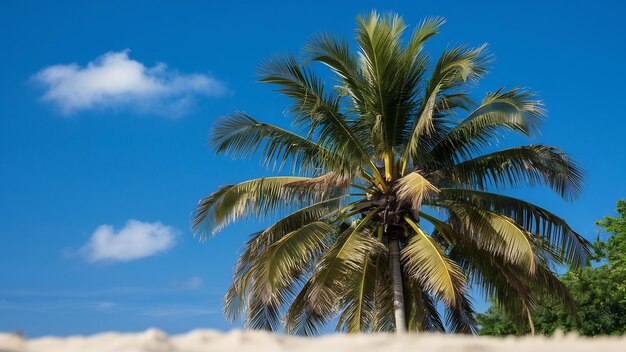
[[1, 0, 625, 337]]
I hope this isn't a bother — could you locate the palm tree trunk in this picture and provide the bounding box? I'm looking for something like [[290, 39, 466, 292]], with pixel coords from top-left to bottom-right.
[[389, 237, 407, 334]]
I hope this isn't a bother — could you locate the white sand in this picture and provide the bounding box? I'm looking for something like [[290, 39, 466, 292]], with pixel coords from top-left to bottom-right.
[[0, 328, 624, 352]]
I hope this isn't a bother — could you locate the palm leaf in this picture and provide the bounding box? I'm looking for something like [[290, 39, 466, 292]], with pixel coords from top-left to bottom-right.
[[284, 281, 332, 336], [211, 112, 343, 171], [253, 196, 345, 246], [430, 88, 545, 163], [223, 260, 254, 322], [254, 221, 335, 300], [404, 17, 446, 57], [307, 208, 384, 314], [395, 171, 440, 210], [336, 253, 377, 332], [422, 212, 537, 327], [403, 275, 445, 332], [245, 291, 282, 331], [305, 32, 365, 107], [259, 55, 385, 186], [435, 189, 591, 266], [402, 45, 490, 170], [355, 11, 417, 157], [369, 256, 395, 332], [192, 176, 320, 238], [445, 291, 477, 334], [443, 203, 537, 272], [444, 145, 583, 200], [402, 216, 466, 305]]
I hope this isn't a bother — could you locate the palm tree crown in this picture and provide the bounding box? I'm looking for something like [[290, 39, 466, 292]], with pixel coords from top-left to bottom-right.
[[193, 12, 591, 335]]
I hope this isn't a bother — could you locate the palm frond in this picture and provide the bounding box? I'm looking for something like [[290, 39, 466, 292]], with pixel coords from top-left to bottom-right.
[[425, 214, 536, 327], [355, 11, 418, 157], [395, 171, 440, 210], [402, 45, 490, 169], [445, 291, 477, 334], [336, 252, 377, 332], [402, 216, 466, 305], [435, 189, 591, 266], [403, 276, 445, 332], [444, 145, 583, 200], [284, 172, 351, 197], [259, 55, 382, 183], [404, 17, 446, 57], [532, 261, 577, 314], [230, 196, 346, 302], [369, 256, 395, 332], [253, 196, 345, 246], [211, 112, 343, 172], [307, 208, 385, 314], [254, 221, 335, 301], [245, 292, 282, 331], [192, 176, 321, 239], [224, 198, 345, 324], [421, 205, 540, 324], [192, 184, 233, 240], [223, 249, 262, 323], [430, 89, 545, 163], [305, 32, 365, 107], [443, 203, 537, 272], [284, 281, 332, 336]]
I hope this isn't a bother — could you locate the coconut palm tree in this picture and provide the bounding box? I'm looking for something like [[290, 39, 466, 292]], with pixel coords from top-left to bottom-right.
[[193, 11, 591, 335]]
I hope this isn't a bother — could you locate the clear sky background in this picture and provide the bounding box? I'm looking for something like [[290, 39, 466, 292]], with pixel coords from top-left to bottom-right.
[[1, 0, 625, 337]]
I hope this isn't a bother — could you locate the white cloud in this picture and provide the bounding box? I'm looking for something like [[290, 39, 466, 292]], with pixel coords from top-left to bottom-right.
[[33, 50, 227, 116], [80, 220, 177, 262]]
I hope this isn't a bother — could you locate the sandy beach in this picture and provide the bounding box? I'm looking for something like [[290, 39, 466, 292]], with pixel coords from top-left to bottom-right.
[[1, 329, 625, 352]]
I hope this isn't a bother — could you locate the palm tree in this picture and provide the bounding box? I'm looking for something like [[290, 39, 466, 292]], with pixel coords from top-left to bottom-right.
[[193, 12, 591, 335]]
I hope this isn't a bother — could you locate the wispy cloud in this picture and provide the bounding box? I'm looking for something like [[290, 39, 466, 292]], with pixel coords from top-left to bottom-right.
[[0, 300, 215, 318], [79, 220, 177, 263], [0, 279, 214, 299], [0, 300, 118, 314], [143, 306, 215, 318], [175, 276, 204, 290], [33, 50, 227, 116]]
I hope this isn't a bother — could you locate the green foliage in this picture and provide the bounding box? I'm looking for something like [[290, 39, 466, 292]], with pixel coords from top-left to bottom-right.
[[595, 200, 626, 266], [193, 11, 590, 334], [477, 200, 626, 336]]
